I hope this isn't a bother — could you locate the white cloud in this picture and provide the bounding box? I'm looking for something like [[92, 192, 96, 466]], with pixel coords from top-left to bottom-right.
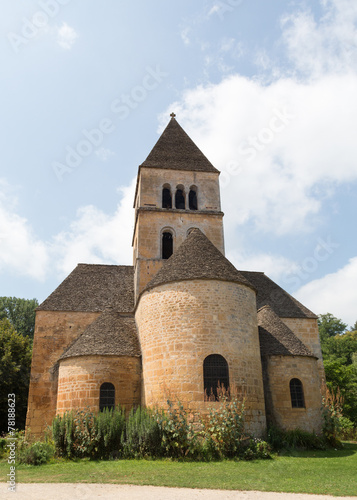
[[95, 147, 115, 162], [295, 257, 357, 326], [0, 181, 49, 280], [57, 23, 78, 50], [51, 179, 135, 275]]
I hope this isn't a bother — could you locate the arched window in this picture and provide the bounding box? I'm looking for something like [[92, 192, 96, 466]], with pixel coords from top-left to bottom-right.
[[162, 185, 172, 209], [189, 186, 198, 210], [203, 354, 229, 401], [162, 231, 173, 259], [99, 382, 115, 411], [175, 185, 185, 209], [290, 378, 305, 408]]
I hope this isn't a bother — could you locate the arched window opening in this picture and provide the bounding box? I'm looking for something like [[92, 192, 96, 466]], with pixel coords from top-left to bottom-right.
[[162, 231, 173, 259], [99, 382, 115, 412], [175, 186, 185, 209], [162, 186, 172, 209], [290, 378, 305, 408], [189, 186, 198, 210], [204, 354, 229, 401]]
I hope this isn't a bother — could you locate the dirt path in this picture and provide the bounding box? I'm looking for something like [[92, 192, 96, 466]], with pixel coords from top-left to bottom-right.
[[1, 483, 356, 500]]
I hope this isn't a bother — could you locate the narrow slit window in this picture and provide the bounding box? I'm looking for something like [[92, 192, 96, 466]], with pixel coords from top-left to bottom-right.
[[162, 232, 173, 259], [290, 378, 305, 408], [204, 354, 229, 401], [99, 382, 115, 411]]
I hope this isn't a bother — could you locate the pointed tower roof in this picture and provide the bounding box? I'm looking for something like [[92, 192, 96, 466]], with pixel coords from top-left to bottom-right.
[[142, 229, 255, 294], [140, 115, 219, 173], [258, 305, 314, 357]]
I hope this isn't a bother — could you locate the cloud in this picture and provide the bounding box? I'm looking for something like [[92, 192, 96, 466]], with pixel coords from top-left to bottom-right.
[[95, 147, 115, 162], [0, 181, 49, 280], [57, 22, 78, 50], [51, 179, 135, 275], [295, 257, 357, 326]]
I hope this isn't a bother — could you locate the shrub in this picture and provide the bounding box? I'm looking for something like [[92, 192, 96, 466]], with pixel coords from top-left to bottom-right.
[[121, 406, 162, 458], [267, 425, 325, 451], [337, 416, 357, 441], [18, 441, 54, 465], [322, 387, 343, 447]]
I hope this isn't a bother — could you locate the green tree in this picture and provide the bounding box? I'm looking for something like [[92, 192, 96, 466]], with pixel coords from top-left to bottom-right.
[[318, 313, 347, 342], [350, 320, 357, 332], [0, 319, 32, 433], [0, 297, 38, 340]]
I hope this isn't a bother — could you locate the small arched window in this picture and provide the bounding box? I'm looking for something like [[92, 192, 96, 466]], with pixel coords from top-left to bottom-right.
[[189, 186, 198, 210], [162, 185, 172, 209], [99, 382, 115, 411], [175, 186, 185, 209], [204, 354, 229, 401], [162, 231, 173, 259], [290, 378, 305, 408]]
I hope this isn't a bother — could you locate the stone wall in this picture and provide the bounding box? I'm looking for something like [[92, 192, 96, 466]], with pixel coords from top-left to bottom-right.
[[57, 355, 141, 414], [25, 310, 99, 437], [262, 354, 323, 433], [281, 317, 325, 384], [136, 279, 266, 436]]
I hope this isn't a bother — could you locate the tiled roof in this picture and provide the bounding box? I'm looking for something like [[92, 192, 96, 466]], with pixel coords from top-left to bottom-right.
[[38, 264, 134, 313], [143, 228, 255, 294], [59, 311, 140, 359], [240, 271, 317, 319], [258, 305, 314, 357], [140, 117, 219, 173]]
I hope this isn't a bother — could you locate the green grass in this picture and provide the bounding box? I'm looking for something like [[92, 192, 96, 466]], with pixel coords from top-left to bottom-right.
[[0, 443, 356, 497]]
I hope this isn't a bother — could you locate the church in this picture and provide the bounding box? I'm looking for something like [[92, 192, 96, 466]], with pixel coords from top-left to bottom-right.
[[26, 115, 325, 437]]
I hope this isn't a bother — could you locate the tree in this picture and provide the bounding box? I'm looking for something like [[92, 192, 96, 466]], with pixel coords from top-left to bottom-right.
[[0, 319, 32, 433], [350, 320, 357, 332], [318, 313, 347, 342], [0, 297, 38, 340]]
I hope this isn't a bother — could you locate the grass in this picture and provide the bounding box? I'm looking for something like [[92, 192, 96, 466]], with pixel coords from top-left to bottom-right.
[[0, 443, 356, 497]]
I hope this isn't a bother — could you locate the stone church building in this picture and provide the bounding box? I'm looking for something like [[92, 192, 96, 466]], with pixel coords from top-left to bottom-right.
[[26, 115, 325, 437]]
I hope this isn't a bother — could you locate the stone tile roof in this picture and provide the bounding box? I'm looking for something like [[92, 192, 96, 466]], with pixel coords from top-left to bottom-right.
[[140, 117, 219, 173], [38, 264, 134, 313], [240, 271, 317, 319], [143, 228, 256, 294], [258, 305, 314, 357], [59, 311, 140, 359]]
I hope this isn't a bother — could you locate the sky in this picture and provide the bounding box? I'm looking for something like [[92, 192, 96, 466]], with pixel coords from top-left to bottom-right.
[[0, 0, 356, 327]]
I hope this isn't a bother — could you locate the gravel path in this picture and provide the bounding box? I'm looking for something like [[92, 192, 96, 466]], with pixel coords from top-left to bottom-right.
[[1, 483, 356, 500]]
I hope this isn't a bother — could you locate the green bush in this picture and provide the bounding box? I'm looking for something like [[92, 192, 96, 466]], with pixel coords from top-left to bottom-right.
[[338, 416, 357, 441], [267, 425, 325, 451], [18, 441, 54, 465], [121, 406, 162, 458]]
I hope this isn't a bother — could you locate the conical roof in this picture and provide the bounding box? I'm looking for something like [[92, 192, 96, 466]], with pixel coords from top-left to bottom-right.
[[59, 311, 140, 360], [143, 229, 255, 294], [140, 116, 219, 173], [258, 305, 314, 357]]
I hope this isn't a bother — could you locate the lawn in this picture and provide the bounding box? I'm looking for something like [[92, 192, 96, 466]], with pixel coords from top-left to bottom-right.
[[0, 443, 356, 497]]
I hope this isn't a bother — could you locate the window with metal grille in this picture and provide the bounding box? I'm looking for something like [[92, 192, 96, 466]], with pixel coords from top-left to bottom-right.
[[289, 378, 305, 408], [99, 382, 115, 411], [203, 354, 229, 401], [162, 231, 173, 259]]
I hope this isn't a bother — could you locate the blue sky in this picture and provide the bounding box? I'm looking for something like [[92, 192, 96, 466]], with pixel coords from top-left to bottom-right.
[[0, 0, 356, 326]]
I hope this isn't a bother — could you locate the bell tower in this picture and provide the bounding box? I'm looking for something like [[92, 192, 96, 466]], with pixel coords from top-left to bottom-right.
[[132, 114, 225, 300]]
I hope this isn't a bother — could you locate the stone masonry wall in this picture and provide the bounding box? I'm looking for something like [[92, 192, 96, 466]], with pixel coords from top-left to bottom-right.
[[263, 355, 323, 433], [26, 310, 99, 437], [57, 355, 141, 414], [281, 317, 325, 385], [136, 279, 266, 436]]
